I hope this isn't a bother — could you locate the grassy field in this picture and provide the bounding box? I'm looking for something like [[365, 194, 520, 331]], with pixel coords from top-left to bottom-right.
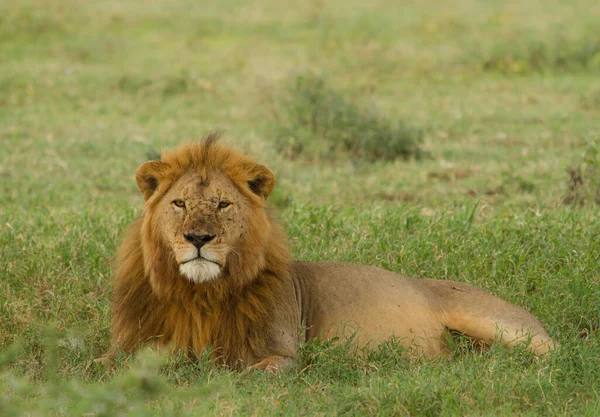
[[1, 0, 600, 415]]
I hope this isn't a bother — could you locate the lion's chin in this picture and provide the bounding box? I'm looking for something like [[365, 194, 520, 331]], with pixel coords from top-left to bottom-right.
[[179, 259, 222, 284]]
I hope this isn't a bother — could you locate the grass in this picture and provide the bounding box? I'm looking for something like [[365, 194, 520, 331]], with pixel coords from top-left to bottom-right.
[[1, 0, 600, 415], [474, 31, 600, 74]]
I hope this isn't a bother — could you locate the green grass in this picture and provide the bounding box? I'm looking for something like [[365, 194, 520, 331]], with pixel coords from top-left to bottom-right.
[[473, 31, 600, 74], [1, 0, 600, 415]]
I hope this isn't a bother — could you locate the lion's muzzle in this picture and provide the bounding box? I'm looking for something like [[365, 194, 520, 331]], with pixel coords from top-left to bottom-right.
[[179, 256, 222, 283]]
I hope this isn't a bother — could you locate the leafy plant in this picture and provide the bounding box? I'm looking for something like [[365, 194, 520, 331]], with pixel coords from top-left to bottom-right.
[[563, 138, 600, 206], [269, 74, 424, 162]]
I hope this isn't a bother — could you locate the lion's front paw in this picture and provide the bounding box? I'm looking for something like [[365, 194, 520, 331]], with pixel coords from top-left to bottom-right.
[[248, 356, 293, 374]]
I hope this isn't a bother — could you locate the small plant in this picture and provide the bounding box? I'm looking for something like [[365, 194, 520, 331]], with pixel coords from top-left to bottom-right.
[[563, 138, 600, 206], [269, 74, 424, 162]]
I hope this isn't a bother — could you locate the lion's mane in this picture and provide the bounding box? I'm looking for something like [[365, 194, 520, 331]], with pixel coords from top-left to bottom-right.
[[108, 135, 294, 367]]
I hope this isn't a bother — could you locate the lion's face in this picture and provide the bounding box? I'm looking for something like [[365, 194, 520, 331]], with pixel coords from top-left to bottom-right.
[[156, 170, 247, 283], [134, 139, 282, 290]]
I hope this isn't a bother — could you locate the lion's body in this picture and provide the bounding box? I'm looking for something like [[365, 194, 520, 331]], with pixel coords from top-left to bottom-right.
[[106, 136, 554, 371], [293, 262, 552, 357]]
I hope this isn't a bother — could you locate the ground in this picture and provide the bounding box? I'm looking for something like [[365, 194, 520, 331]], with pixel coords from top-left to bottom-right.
[[1, 0, 599, 415]]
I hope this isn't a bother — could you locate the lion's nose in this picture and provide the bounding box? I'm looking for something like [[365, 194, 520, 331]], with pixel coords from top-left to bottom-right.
[[184, 233, 216, 250]]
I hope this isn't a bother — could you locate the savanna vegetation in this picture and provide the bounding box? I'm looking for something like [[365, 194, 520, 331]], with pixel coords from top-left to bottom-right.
[[1, 0, 599, 415]]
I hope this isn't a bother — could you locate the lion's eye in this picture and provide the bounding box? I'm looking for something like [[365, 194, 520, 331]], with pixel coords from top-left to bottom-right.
[[218, 201, 231, 209], [172, 200, 186, 208]]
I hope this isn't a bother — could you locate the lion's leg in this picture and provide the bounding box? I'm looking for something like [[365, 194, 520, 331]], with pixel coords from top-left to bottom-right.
[[421, 279, 555, 355], [248, 356, 294, 374], [94, 349, 118, 367]]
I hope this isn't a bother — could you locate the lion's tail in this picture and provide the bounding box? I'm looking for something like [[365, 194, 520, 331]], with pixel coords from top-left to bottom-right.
[[421, 279, 556, 355]]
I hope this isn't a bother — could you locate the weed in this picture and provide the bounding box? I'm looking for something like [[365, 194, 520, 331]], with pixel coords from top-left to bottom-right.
[[563, 138, 600, 206]]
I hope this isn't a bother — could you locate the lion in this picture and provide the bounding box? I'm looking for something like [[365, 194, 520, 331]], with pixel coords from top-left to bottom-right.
[[106, 133, 555, 372]]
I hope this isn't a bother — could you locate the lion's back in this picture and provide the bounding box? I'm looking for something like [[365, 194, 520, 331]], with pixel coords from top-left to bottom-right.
[[291, 261, 444, 347]]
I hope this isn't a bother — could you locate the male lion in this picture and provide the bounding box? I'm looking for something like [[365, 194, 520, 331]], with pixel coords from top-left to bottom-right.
[[106, 134, 554, 372]]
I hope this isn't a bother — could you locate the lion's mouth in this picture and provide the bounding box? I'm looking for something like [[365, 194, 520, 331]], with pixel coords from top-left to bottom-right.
[[181, 256, 221, 267]]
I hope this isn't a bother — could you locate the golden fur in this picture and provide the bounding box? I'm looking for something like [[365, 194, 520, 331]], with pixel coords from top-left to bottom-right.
[[108, 134, 296, 367], [105, 134, 555, 371]]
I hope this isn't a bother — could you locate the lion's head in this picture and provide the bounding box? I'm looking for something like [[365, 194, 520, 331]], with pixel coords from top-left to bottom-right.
[[134, 134, 290, 295]]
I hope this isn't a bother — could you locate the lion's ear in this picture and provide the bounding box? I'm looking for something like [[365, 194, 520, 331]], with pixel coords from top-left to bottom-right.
[[248, 164, 275, 199], [136, 161, 167, 200]]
